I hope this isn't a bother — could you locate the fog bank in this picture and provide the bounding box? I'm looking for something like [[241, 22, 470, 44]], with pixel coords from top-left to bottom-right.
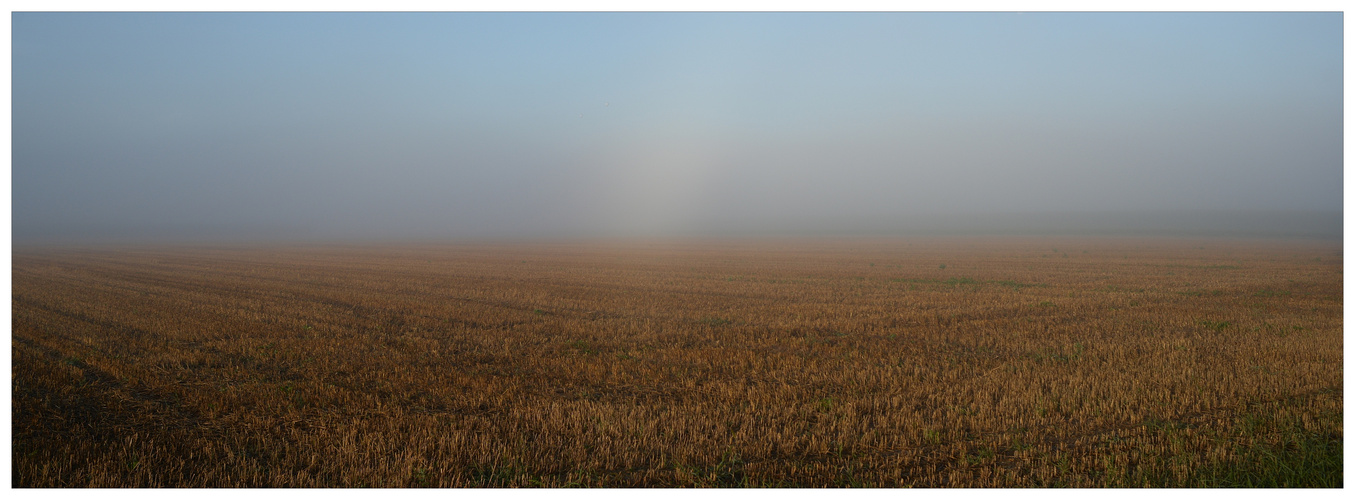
[[12, 13, 1343, 245]]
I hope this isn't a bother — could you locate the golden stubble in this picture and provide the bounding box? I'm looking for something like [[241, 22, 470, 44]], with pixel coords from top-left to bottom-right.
[[11, 237, 1342, 487]]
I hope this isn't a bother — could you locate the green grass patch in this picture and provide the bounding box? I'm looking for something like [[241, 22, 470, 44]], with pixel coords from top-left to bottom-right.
[[565, 340, 595, 355], [1199, 320, 1231, 332], [1198, 436, 1342, 487], [1189, 418, 1341, 487], [697, 317, 733, 327]]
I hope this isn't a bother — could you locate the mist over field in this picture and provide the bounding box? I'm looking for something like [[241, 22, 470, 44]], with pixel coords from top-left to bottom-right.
[[11, 12, 1343, 244]]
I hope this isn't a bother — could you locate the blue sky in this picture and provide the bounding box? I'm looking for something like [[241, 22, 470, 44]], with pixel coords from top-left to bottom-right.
[[11, 12, 1344, 241]]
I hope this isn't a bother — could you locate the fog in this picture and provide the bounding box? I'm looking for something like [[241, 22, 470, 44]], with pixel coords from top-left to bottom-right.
[[11, 13, 1344, 244]]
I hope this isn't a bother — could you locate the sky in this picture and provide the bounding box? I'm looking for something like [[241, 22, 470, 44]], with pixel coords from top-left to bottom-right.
[[10, 12, 1345, 242]]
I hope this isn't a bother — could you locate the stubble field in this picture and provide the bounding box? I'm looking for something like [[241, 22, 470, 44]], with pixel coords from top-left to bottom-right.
[[11, 237, 1343, 487]]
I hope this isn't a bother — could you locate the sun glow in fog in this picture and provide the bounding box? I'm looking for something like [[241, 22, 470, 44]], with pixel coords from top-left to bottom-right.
[[595, 130, 726, 236]]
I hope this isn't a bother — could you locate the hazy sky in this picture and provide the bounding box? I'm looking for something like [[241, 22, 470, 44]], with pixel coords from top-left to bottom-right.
[[11, 12, 1344, 242]]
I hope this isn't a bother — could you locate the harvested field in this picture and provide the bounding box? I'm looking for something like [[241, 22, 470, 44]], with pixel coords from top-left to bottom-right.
[[11, 237, 1343, 487]]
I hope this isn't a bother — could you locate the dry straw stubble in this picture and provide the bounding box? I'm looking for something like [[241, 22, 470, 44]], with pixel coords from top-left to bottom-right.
[[11, 237, 1342, 487]]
